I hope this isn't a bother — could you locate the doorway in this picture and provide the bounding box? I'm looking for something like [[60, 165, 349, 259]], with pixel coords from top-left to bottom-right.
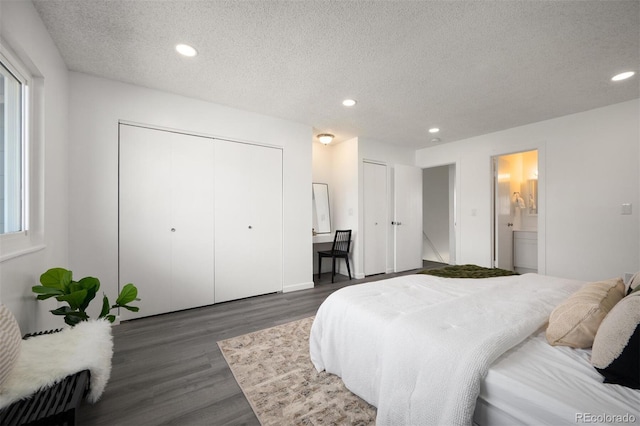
[[492, 150, 538, 272], [422, 164, 456, 265]]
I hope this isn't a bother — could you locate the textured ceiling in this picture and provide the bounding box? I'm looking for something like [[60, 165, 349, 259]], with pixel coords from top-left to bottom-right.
[[32, 0, 640, 148]]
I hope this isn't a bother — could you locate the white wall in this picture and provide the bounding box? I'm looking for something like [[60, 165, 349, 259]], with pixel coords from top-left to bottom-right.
[[312, 141, 333, 186], [68, 72, 314, 311], [330, 138, 360, 276], [416, 100, 640, 281], [0, 0, 70, 333]]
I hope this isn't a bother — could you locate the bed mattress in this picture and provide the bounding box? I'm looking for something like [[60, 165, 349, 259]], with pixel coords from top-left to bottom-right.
[[474, 329, 640, 425]]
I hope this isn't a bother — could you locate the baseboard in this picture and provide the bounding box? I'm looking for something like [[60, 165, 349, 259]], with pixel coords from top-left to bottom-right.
[[355, 272, 365, 279], [283, 281, 314, 293]]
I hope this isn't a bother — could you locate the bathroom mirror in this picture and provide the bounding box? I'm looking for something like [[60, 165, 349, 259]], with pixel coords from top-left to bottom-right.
[[527, 179, 538, 215], [312, 183, 331, 234]]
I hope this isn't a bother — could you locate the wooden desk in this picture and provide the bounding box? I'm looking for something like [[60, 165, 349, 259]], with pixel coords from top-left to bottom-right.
[[313, 233, 334, 244]]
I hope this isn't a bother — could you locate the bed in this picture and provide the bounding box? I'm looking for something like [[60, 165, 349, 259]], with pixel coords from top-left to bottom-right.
[[309, 273, 640, 425]]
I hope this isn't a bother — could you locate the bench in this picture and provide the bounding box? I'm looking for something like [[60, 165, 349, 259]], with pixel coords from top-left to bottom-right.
[[0, 330, 91, 426]]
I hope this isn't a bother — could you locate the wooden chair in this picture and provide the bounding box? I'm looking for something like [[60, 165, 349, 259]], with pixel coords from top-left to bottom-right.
[[318, 230, 352, 283]]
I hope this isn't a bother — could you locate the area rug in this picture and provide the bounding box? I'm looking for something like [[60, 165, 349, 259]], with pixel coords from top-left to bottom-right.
[[419, 263, 518, 278], [217, 316, 376, 425]]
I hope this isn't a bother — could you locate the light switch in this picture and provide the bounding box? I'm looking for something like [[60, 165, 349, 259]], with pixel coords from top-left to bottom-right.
[[621, 203, 632, 215]]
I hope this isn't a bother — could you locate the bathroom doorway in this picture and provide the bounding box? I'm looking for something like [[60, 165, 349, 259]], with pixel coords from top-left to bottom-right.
[[492, 150, 538, 273]]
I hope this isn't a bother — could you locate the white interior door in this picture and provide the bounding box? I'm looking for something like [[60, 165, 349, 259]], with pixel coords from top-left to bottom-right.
[[214, 140, 283, 303], [393, 164, 423, 272], [170, 135, 215, 311], [494, 157, 514, 270], [364, 162, 387, 275], [119, 125, 215, 319], [119, 125, 173, 319]]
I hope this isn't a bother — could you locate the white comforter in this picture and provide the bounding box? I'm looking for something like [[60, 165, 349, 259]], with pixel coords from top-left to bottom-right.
[[309, 273, 584, 426]]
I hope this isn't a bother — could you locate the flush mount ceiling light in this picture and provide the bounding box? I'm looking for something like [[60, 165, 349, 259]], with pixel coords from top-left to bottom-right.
[[428, 127, 440, 134], [611, 71, 635, 81], [342, 99, 357, 107], [317, 133, 334, 145], [176, 43, 198, 57]]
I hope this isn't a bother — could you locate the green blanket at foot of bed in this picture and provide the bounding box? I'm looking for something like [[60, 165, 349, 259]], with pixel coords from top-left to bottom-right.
[[419, 264, 519, 278]]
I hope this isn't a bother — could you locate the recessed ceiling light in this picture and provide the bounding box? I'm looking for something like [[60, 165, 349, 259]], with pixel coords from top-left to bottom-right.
[[611, 71, 635, 81], [342, 99, 357, 107], [176, 44, 198, 57], [428, 127, 440, 134]]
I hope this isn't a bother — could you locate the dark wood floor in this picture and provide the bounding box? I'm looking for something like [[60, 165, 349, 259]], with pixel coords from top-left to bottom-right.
[[79, 262, 445, 425]]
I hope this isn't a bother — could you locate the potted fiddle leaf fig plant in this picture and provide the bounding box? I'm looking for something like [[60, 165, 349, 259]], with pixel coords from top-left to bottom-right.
[[32, 267, 140, 326]]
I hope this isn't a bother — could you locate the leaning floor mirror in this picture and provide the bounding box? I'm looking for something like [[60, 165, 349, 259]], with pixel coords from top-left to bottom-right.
[[312, 183, 331, 234]]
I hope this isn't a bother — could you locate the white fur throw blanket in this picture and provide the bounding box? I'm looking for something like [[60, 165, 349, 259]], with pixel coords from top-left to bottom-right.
[[310, 273, 585, 426], [0, 319, 113, 408]]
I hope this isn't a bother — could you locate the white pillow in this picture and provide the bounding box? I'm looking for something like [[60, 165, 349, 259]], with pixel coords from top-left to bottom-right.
[[546, 278, 625, 348], [0, 304, 22, 387]]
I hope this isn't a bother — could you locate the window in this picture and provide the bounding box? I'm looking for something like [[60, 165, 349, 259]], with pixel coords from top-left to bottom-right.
[[1, 50, 27, 235]]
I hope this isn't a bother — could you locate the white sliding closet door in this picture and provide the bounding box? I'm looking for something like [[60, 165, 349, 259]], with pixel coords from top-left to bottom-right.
[[169, 136, 215, 311], [119, 125, 172, 318], [214, 140, 283, 303], [119, 125, 215, 319], [364, 162, 387, 276]]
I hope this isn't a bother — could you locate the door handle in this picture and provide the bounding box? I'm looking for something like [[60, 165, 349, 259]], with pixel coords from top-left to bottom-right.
[[391, 221, 402, 226]]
